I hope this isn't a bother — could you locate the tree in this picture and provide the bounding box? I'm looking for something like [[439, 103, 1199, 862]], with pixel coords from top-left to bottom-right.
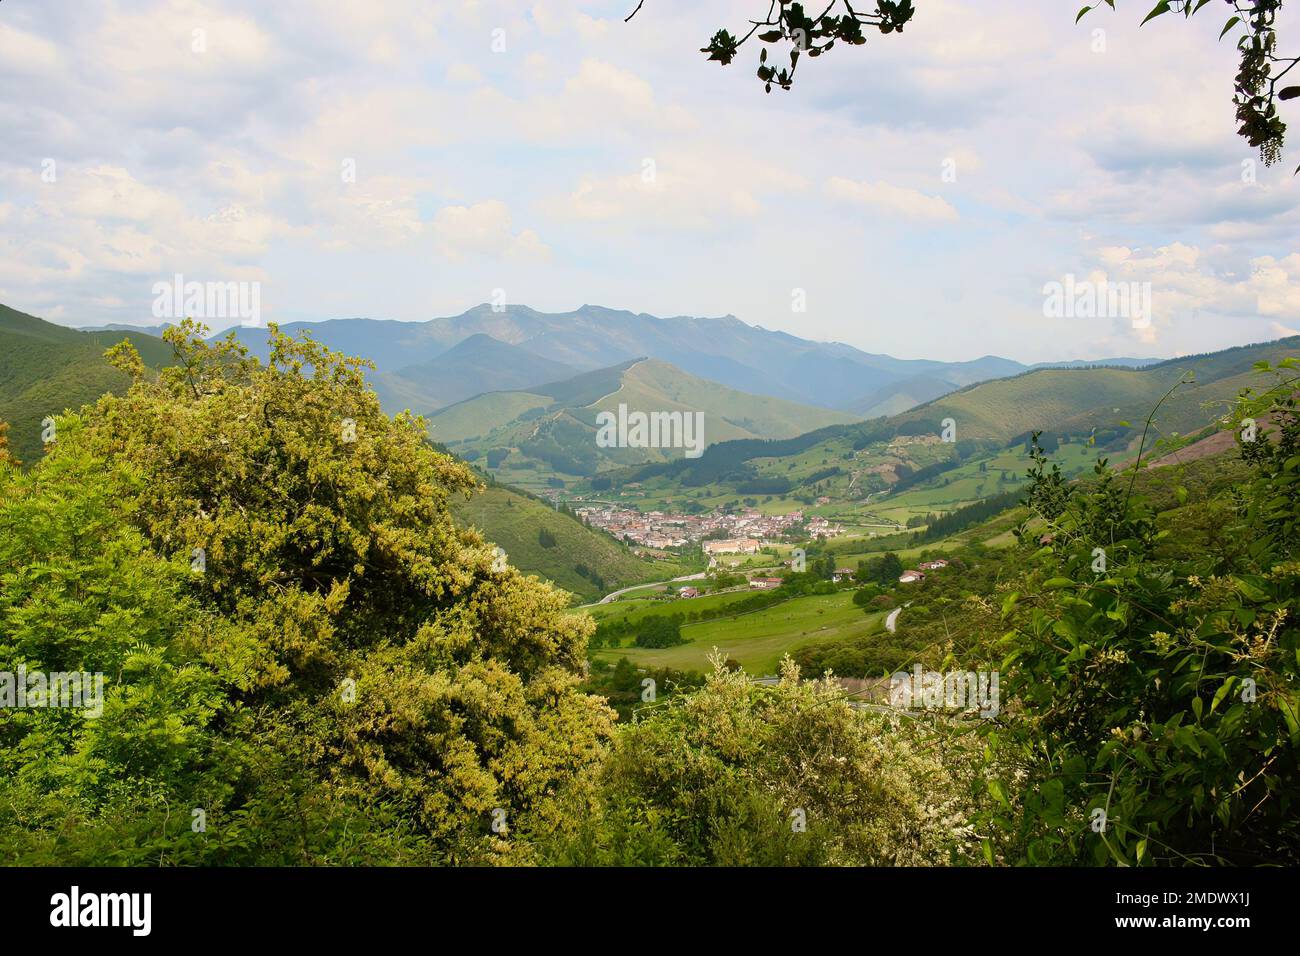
[[634, 615, 685, 648], [629, 0, 915, 93], [1081, 1, 1298, 168], [858, 551, 904, 585], [1, 322, 615, 864]]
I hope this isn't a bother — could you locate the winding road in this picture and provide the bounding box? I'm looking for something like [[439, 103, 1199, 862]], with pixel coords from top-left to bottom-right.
[[885, 601, 913, 633], [588, 571, 708, 606]]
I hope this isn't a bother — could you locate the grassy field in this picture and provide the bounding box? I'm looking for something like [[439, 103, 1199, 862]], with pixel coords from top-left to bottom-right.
[[586, 587, 757, 622], [592, 590, 885, 674]]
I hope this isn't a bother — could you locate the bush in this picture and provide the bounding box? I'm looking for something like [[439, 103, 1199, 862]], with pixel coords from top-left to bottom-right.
[[538, 656, 982, 866]]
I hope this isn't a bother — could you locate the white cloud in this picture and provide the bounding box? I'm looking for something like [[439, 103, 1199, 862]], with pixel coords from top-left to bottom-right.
[[1069, 244, 1300, 346], [0, 21, 61, 74], [826, 177, 959, 222], [541, 148, 806, 232], [432, 201, 550, 262]]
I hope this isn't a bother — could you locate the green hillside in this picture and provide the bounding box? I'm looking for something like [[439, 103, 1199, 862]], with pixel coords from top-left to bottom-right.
[[430, 391, 553, 443], [0, 304, 174, 464], [435, 358, 859, 493], [591, 588, 886, 674], [449, 481, 696, 603], [888, 336, 1300, 443], [591, 336, 1300, 519], [597, 359, 857, 439]]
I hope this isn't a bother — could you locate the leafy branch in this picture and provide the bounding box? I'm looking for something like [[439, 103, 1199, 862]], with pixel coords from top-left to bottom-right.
[[1080, 0, 1300, 169], [627, 0, 916, 92]]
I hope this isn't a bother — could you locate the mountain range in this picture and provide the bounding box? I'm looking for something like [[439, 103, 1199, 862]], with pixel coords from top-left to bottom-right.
[[8, 298, 1297, 602], [211, 304, 1157, 418]]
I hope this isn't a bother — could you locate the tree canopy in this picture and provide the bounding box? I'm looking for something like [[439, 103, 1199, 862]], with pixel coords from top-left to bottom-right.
[[0, 322, 614, 864]]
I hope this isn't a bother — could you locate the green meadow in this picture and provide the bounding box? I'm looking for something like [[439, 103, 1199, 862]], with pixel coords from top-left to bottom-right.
[[593, 589, 886, 674]]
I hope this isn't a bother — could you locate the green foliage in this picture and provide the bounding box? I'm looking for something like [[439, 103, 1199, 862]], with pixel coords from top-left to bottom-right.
[[799, 552, 1002, 679], [0, 420, 14, 466], [632, 615, 685, 648], [982, 383, 1300, 865], [539, 655, 977, 866], [0, 321, 615, 864], [581, 658, 705, 722], [857, 552, 904, 586], [685, 1, 913, 94], [851, 583, 882, 606]]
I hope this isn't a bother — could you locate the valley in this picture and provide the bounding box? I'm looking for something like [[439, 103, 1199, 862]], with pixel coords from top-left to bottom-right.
[[9, 0, 1300, 878]]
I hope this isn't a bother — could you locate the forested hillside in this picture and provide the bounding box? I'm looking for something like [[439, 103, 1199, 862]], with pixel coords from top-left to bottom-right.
[[0, 304, 173, 464]]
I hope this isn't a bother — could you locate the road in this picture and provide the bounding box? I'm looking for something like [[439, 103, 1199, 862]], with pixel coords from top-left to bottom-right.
[[589, 571, 708, 605], [885, 601, 912, 633]]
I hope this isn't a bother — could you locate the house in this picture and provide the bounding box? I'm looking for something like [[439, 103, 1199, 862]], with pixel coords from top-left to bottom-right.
[[918, 559, 949, 571], [749, 576, 784, 590], [832, 567, 855, 583], [678, 586, 700, 599], [899, 570, 926, 584]]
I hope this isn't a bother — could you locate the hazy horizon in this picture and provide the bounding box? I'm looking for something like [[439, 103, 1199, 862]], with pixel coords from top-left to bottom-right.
[[40, 299, 1277, 367]]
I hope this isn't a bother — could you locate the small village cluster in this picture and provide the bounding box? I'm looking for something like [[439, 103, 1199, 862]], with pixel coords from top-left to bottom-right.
[[574, 505, 842, 550]]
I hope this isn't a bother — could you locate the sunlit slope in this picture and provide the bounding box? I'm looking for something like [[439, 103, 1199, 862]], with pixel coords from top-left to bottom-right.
[[888, 337, 1300, 443]]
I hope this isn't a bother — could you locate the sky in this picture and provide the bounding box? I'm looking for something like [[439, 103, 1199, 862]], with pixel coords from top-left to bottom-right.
[[1, 0, 1298, 363]]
